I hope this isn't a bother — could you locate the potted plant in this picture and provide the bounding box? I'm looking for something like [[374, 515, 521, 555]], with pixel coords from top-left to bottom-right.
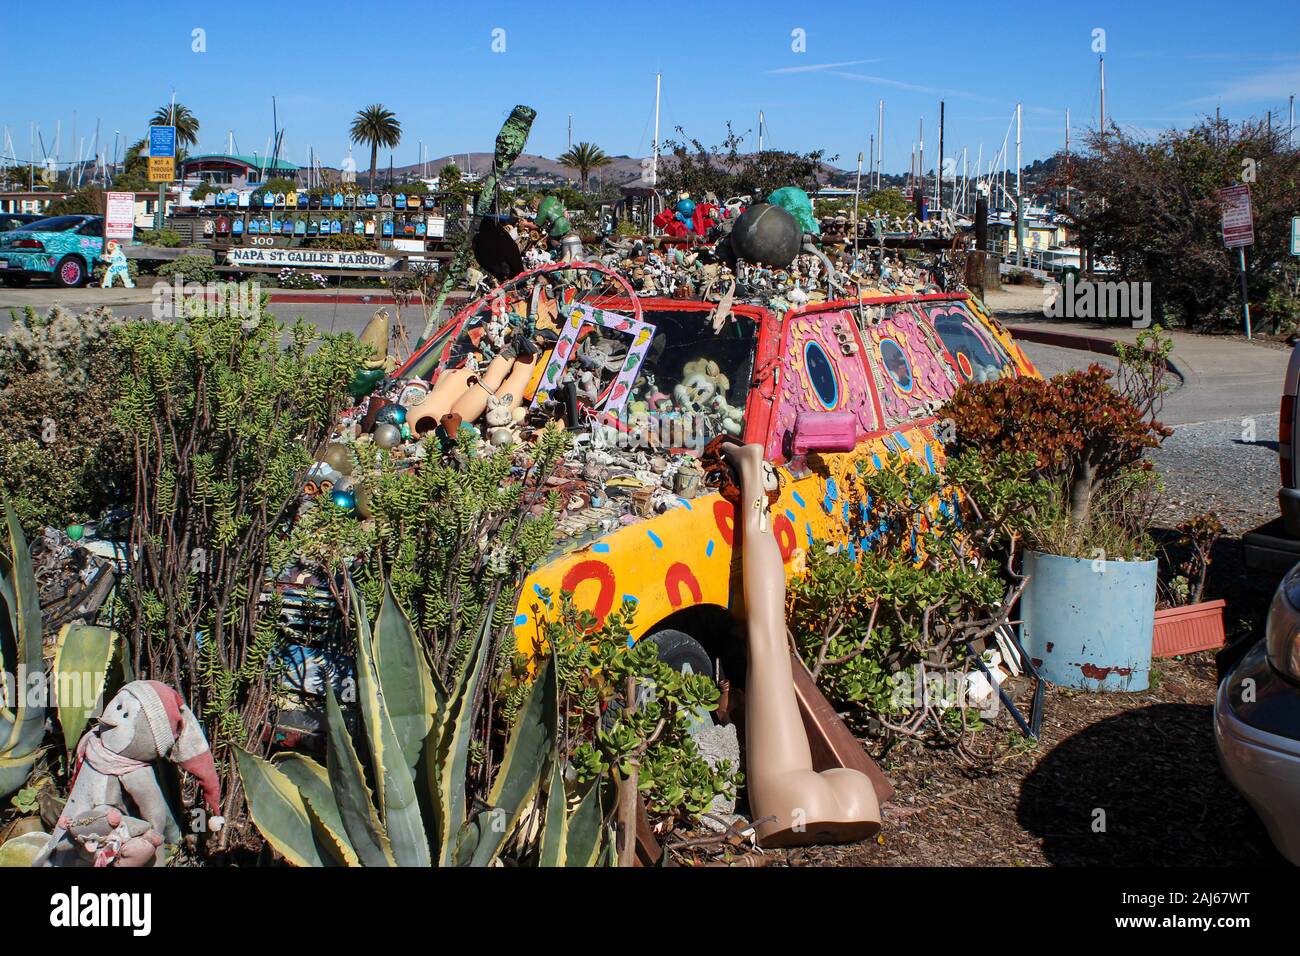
[[943, 331, 1174, 692], [1153, 511, 1227, 657]]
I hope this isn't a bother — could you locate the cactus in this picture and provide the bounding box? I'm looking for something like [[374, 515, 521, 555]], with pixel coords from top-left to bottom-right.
[[237, 579, 605, 866]]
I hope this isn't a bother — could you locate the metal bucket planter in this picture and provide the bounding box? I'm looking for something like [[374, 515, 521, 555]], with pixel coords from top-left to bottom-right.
[[1019, 550, 1157, 692]]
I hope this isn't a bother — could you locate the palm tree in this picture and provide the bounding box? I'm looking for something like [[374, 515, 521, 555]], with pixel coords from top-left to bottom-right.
[[558, 142, 613, 190], [350, 105, 402, 189], [149, 103, 200, 150]]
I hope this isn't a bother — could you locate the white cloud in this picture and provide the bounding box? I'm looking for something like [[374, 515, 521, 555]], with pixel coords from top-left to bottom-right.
[[767, 59, 881, 75], [1190, 63, 1300, 105]]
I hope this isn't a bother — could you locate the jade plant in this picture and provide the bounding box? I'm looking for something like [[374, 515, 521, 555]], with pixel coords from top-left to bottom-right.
[[788, 450, 1049, 749], [112, 305, 369, 841], [515, 594, 741, 829], [237, 581, 605, 866]]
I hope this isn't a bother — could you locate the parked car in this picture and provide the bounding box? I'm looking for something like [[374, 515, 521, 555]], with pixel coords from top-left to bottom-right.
[[397, 274, 1040, 676], [1215, 560, 1300, 864], [0, 214, 104, 287], [0, 212, 46, 233]]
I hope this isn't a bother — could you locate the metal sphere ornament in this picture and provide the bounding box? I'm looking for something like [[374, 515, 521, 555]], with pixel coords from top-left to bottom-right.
[[730, 202, 802, 268], [330, 488, 357, 512], [373, 422, 402, 449], [376, 404, 407, 427], [322, 443, 354, 476]]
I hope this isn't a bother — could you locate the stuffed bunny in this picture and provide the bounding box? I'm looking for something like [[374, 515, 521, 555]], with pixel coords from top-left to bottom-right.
[[35, 680, 222, 867]]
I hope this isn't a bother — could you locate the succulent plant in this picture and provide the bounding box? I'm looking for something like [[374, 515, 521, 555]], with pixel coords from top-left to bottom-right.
[[237, 580, 605, 866], [0, 496, 120, 801]]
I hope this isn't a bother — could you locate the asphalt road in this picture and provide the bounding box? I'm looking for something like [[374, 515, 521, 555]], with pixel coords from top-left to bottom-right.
[[4, 290, 1283, 428]]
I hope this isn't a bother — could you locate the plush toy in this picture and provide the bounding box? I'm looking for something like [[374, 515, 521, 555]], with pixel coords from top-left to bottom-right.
[[673, 372, 718, 413], [767, 186, 820, 236], [35, 680, 222, 867], [98, 240, 134, 289]]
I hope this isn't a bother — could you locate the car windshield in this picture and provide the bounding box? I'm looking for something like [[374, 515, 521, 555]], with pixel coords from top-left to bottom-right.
[[444, 304, 759, 450], [21, 216, 87, 233]]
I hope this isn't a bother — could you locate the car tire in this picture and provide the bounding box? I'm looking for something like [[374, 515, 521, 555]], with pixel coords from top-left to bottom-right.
[[601, 629, 716, 731], [0, 274, 29, 287], [643, 629, 714, 679], [54, 256, 87, 288]]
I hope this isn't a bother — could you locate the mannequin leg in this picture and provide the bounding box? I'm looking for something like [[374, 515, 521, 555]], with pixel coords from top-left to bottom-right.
[[720, 442, 881, 847]]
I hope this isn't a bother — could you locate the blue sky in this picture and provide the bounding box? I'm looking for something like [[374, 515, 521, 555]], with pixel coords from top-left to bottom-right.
[[3, 0, 1298, 175]]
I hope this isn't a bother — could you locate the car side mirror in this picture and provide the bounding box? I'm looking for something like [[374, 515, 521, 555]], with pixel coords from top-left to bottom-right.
[[791, 410, 858, 455]]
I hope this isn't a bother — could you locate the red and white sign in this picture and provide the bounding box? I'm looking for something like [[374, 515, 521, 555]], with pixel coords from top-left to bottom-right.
[[1218, 184, 1254, 248], [104, 192, 136, 242]]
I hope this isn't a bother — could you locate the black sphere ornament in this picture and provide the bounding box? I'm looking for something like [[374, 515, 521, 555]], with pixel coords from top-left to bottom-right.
[[730, 203, 802, 268]]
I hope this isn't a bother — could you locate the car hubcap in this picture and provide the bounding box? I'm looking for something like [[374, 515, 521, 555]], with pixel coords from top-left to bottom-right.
[[61, 262, 80, 284]]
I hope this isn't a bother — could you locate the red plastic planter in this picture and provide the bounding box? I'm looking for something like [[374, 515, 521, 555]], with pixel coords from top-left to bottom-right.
[[1152, 599, 1227, 658]]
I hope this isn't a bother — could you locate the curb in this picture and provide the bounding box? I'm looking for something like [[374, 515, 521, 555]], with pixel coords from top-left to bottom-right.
[[1008, 324, 1193, 385]]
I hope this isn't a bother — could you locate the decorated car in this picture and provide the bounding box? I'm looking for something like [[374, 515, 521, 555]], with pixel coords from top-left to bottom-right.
[[0, 214, 105, 287], [391, 260, 1038, 679]]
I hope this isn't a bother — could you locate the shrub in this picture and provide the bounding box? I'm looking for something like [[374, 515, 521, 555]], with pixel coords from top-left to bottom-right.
[[0, 306, 132, 535], [135, 228, 183, 248], [789, 450, 1050, 749], [156, 254, 217, 284], [525, 595, 741, 828], [111, 306, 369, 846], [943, 365, 1171, 532]]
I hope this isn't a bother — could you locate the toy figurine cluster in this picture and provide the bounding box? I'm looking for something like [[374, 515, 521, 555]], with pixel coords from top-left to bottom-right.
[[291, 185, 950, 555]]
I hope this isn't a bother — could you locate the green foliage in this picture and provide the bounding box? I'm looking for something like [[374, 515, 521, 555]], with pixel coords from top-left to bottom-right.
[[112, 138, 150, 193], [1063, 118, 1300, 331], [237, 583, 606, 866], [660, 122, 833, 199], [339, 425, 571, 666], [524, 595, 741, 826], [557, 142, 613, 189], [350, 104, 402, 188], [0, 499, 47, 800], [46, 186, 104, 216], [135, 228, 183, 248], [262, 178, 296, 195], [943, 366, 1171, 538], [149, 103, 200, 149], [0, 306, 133, 535], [156, 254, 217, 284], [112, 303, 368, 823], [790, 450, 1049, 741]]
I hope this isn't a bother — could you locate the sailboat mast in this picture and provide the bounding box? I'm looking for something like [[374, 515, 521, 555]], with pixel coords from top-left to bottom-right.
[[876, 99, 884, 190]]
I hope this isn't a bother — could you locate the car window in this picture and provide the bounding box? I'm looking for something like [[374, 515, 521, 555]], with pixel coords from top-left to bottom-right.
[[862, 304, 959, 426], [22, 216, 86, 232], [765, 308, 880, 461], [925, 303, 1016, 384], [77, 219, 104, 238]]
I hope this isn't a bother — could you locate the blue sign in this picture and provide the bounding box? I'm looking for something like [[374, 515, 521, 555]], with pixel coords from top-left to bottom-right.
[[149, 126, 177, 158]]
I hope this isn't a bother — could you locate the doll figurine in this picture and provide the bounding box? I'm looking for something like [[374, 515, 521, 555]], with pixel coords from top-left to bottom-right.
[[99, 240, 134, 289], [34, 680, 223, 867]]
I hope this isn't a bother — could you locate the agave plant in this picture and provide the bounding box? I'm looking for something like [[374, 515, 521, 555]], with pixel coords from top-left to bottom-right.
[[0, 498, 120, 800], [237, 580, 605, 866]]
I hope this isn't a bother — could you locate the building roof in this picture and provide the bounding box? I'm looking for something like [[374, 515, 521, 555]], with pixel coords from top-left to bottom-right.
[[180, 153, 302, 172]]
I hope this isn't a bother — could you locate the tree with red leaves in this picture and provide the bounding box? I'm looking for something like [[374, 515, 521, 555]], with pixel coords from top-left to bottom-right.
[[943, 365, 1172, 528]]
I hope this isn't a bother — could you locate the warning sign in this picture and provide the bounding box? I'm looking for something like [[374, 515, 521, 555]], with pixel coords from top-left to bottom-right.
[[1218, 184, 1254, 248], [148, 156, 175, 183]]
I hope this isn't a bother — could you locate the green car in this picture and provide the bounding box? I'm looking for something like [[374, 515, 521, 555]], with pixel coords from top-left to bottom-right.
[[0, 215, 105, 287]]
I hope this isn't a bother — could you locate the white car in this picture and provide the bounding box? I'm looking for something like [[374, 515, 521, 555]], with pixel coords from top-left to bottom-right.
[[1215, 562, 1300, 864]]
